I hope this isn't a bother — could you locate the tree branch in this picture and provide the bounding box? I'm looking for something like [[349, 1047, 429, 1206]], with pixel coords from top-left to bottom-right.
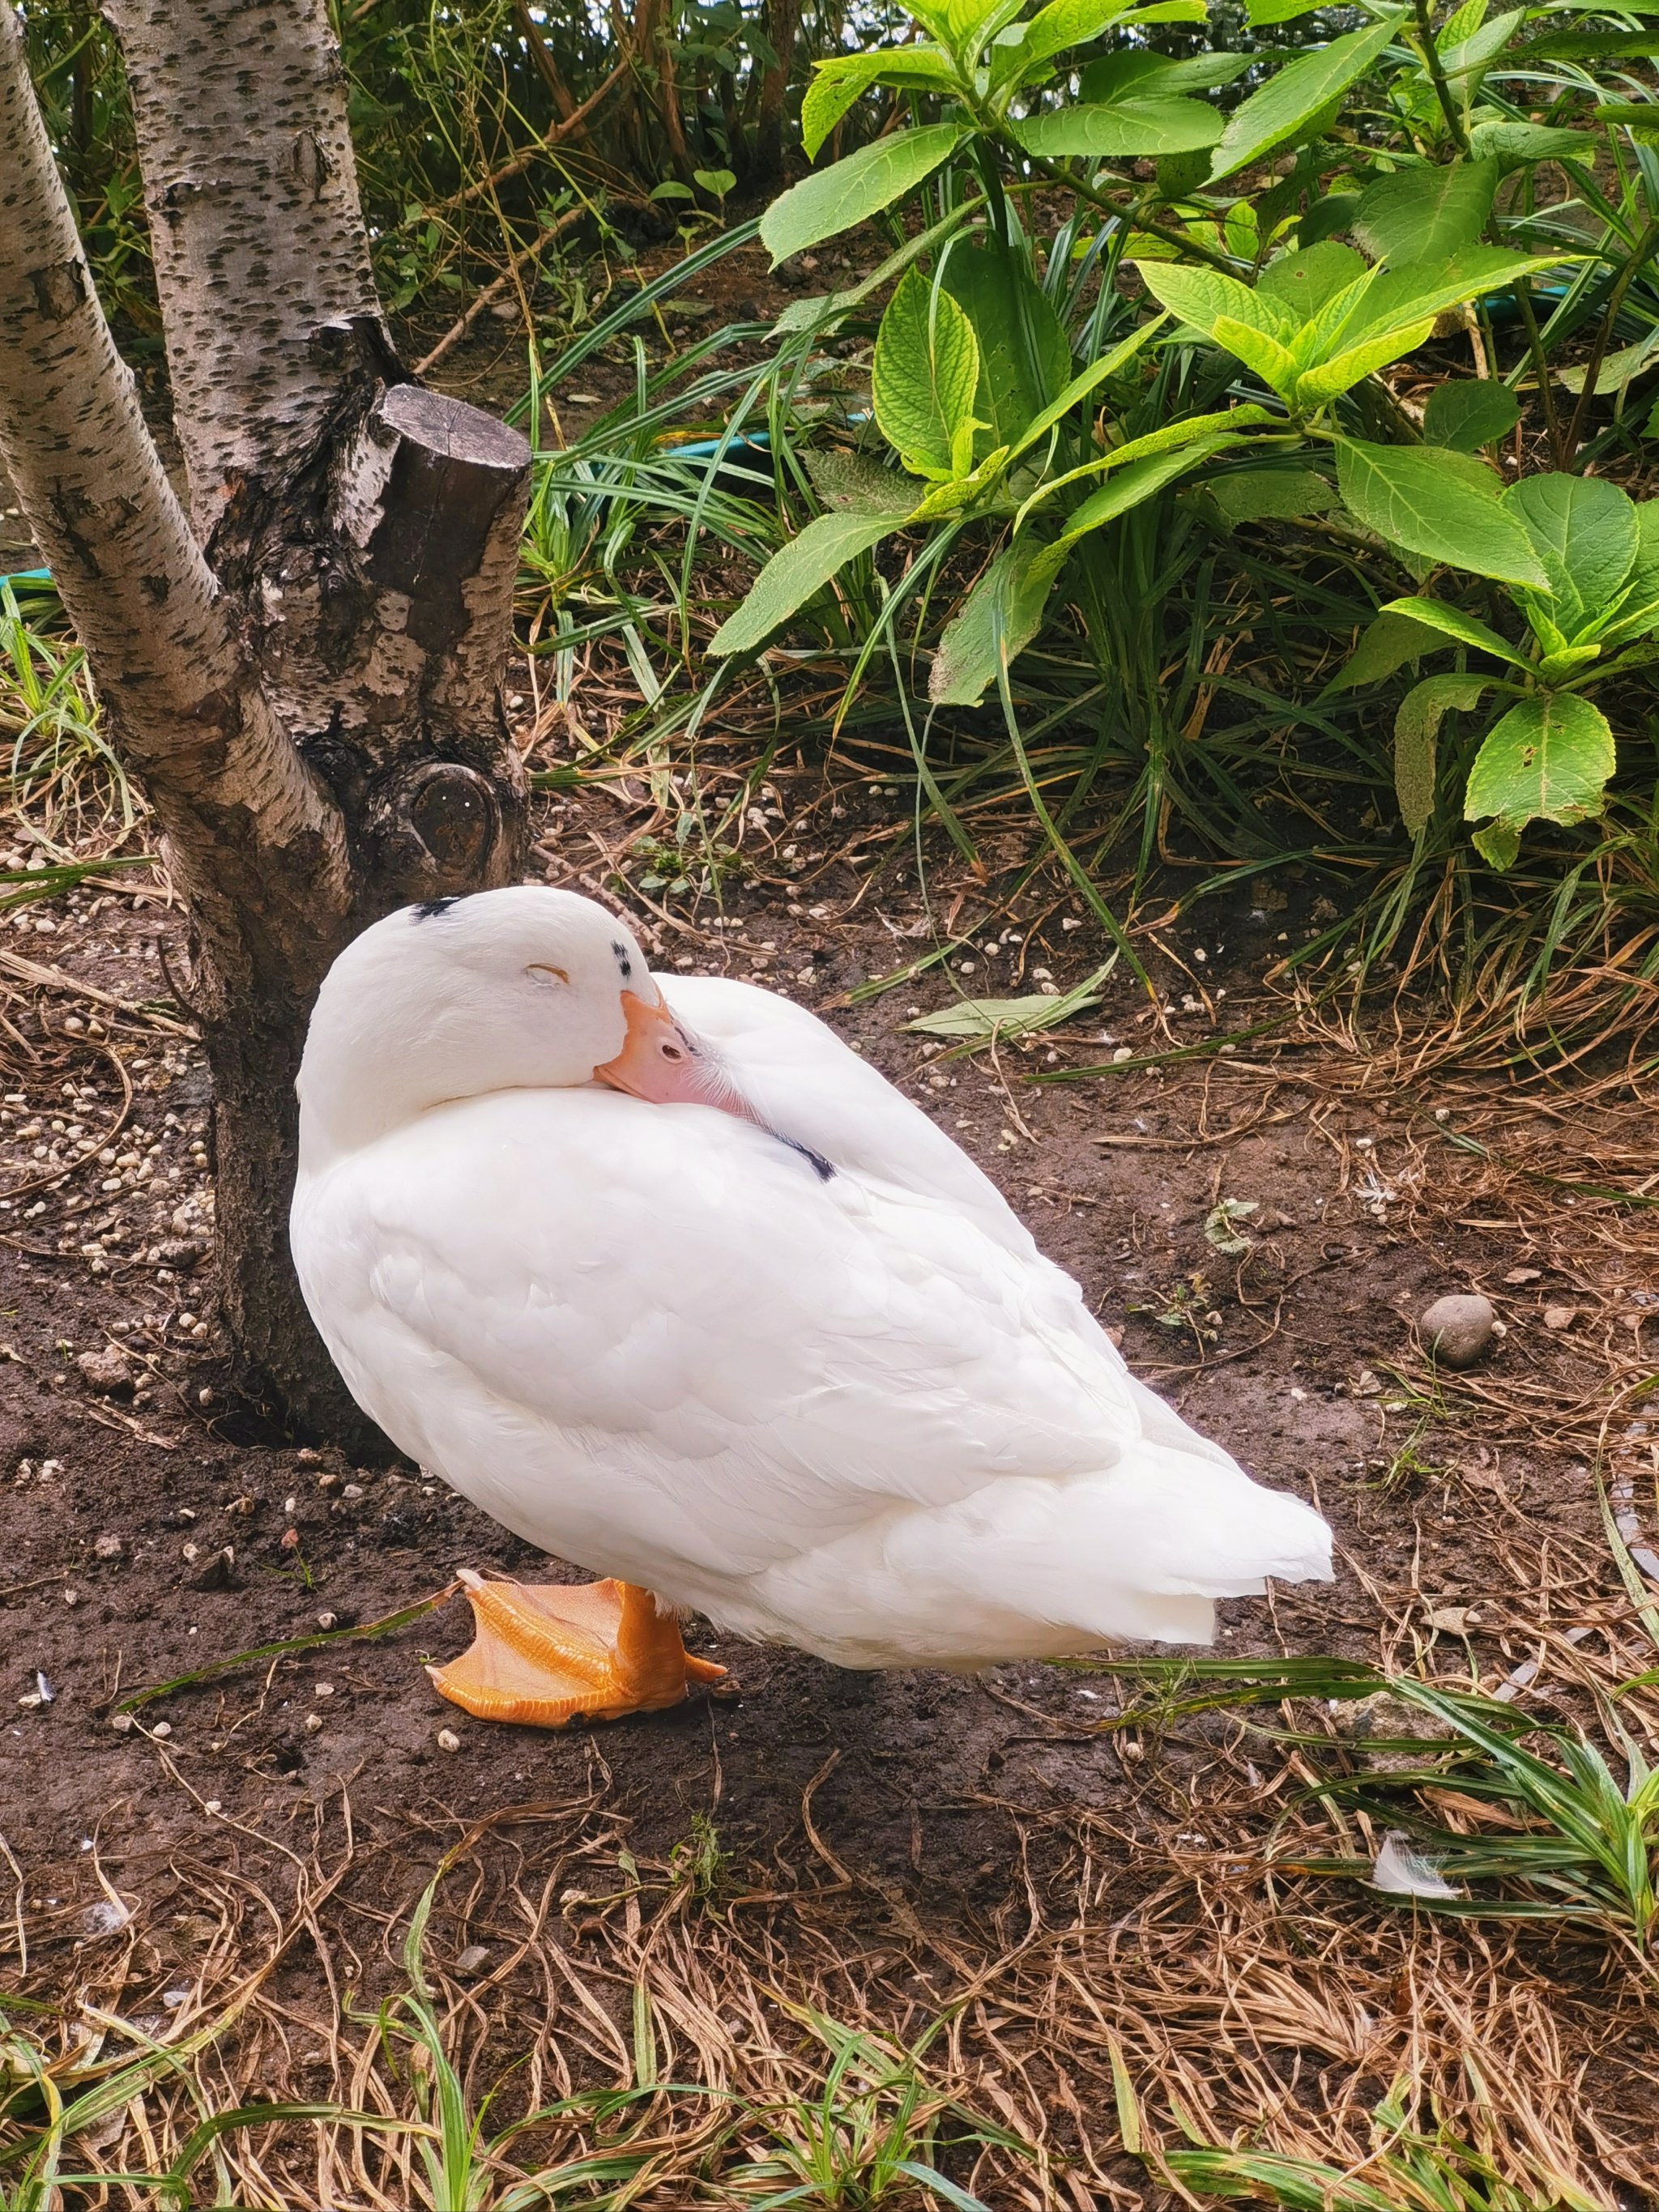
[[0, 2, 350, 978], [100, 0, 392, 538]]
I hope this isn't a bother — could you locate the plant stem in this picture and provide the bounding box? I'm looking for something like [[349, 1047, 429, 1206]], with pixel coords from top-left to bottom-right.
[[1512, 281, 1566, 469], [1412, 0, 1470, 156], [1564, 215, 1659, 462]]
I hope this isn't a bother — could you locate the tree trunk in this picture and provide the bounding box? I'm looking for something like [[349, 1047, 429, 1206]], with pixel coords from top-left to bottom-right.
[[0, 2, 534, 1446], [753, 0, 801, 183]]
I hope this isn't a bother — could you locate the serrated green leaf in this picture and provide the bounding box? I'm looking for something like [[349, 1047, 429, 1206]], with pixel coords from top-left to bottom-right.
[[1334, 439, 1549, 587], [1466, 119, 1597, 168], [800, 50, 956, 160], [1501, 473, 1639, 641], [1019, 0, 1132, 66], [1438, 6, 1525, 87], [1396, 671, 1491, 833], [1349, 248, 1572, 343], [1257, 241, 1367, 321], [709, 510, 910, 655], [771, 202, 972, 335], [1294, 319, 1433, 403], [1212, 314, 1300, 395], [1209, 14, 1405, 183], [1352, 159, 1498, 266], [1464, 692, 1615, 855], [1004, 314, 1163, 466], [1422, 379, 1521, 450], [940, 245, 1070, 453], [930, 536, 1070, 705], [1014, 96, 1223, 159], [804, 450, 912, 514], [873, 268, 982, 476], [1557, 327, 1659, 397], [761, 125, 970, 265], [1601, 501, 1659, 646], [1080, 49, 1251, 100], [1060, 434, 1247, 543], [1206, 467, 1338, 524], [1321, 609, 1456, 697], [1380, 594, 1528, 666], [1130, 258, 1296, 342]]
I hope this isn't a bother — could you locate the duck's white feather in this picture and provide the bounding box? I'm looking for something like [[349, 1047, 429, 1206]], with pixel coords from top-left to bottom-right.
[[293, 970, 1331, 1667]]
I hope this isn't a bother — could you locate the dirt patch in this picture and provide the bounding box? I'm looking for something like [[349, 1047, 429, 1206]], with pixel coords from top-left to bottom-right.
[[3, 760, 1659, 2202]]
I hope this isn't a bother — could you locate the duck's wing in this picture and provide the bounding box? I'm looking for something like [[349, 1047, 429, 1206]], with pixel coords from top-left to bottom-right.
[[662, 976, 1037, 1258], [294, 1084, 1329, 1661]]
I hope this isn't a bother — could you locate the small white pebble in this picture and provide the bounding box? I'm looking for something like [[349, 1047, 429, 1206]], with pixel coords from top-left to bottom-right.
[[109, 1712, 134, 1734], [151, 1720, 173, 1739], [304, 1711, 323, 1734], [315, 1681, 335, 1697], [437, 1728, 461, 1753], [203, 1799, 222, 1814]]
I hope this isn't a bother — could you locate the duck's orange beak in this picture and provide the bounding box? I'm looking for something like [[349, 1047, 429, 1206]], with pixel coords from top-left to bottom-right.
[[595, 990, 715, 1109]]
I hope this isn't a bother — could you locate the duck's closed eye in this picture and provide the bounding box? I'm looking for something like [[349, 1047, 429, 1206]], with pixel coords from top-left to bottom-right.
[[527, 963, 571, 987]]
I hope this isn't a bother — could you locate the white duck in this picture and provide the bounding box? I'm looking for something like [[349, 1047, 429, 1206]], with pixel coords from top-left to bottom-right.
[[291, 886, 1332, 1728]]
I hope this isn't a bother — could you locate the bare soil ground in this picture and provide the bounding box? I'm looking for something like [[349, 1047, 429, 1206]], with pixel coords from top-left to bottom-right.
[[5, 732, 1659, 2205]]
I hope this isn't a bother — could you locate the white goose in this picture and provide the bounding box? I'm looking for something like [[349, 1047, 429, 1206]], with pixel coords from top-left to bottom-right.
[[290, 887, 1332, 1728]]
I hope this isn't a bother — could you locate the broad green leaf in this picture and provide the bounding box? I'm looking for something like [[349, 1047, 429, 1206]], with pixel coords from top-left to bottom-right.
[[1080, 50, 1251, 100], [1020, 0, 1135, 68], [1257, 241, 1367, 322], [1116, 0, 1205, 19], [1557, 328, 1659, 397], [804, 450, 912, 514], [1438, 7, 1525, 87], [1213, 314, 1301, 397], [1380, 595, 1528, 666], [872, 269, 981, 476], [1334, 438, 1549, 587], [1060, 435, 1247, 543], [1013, 96, 1223, 159], [800, 50, 956, 160], [1247, 0, 1326, 19], [1595, 101, 1659, 143], [905, 978, 1102, 1038], [761, 125, 970, 265], [906, 440, 1009, 519], [1352, 159, 1498, 266], [1017, 404, 1273, 529], [1396, 672, 1491, 833], [940, 245, 1070, 453], [1320, 608, 1452, 696], [1347, 248, 1573, 344], [1209, 15, 1405, 183], [1464, 692, 1616, 859], [1602, 501, 1659, 644], [1002, 318, 1162, 470], [1466, 119, 1597, 168], [771, 202, 972, 335], [930, 537, 1070, 704], [1423, 379, 1520, 450], [1294, 319, 1432, 404], [1299, 190, 1363, 246], [1206, 467, 1338, 524], [1130, 259, 1295, 342], [1501, 473, 1640, 641], [709, 510, 909, 655]]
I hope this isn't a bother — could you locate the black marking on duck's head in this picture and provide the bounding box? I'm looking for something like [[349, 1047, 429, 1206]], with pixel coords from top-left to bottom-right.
[[413, 895, 462, 922], [612, 939, 633, 981]]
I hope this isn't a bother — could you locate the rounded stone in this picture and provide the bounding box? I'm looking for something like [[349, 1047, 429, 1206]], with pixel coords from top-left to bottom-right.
[[1420, 1294, 1495, 1368]]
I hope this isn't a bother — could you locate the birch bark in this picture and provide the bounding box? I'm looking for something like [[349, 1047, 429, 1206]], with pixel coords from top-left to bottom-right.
[[0, 1, 535, 1441]]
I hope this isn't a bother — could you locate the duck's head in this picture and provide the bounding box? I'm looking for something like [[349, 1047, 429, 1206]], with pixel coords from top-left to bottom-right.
[[298, 886, 719, 1160]]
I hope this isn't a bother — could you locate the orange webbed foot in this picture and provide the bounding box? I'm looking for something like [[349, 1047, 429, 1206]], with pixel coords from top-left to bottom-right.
[[427, 1569, 727, 1728]]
